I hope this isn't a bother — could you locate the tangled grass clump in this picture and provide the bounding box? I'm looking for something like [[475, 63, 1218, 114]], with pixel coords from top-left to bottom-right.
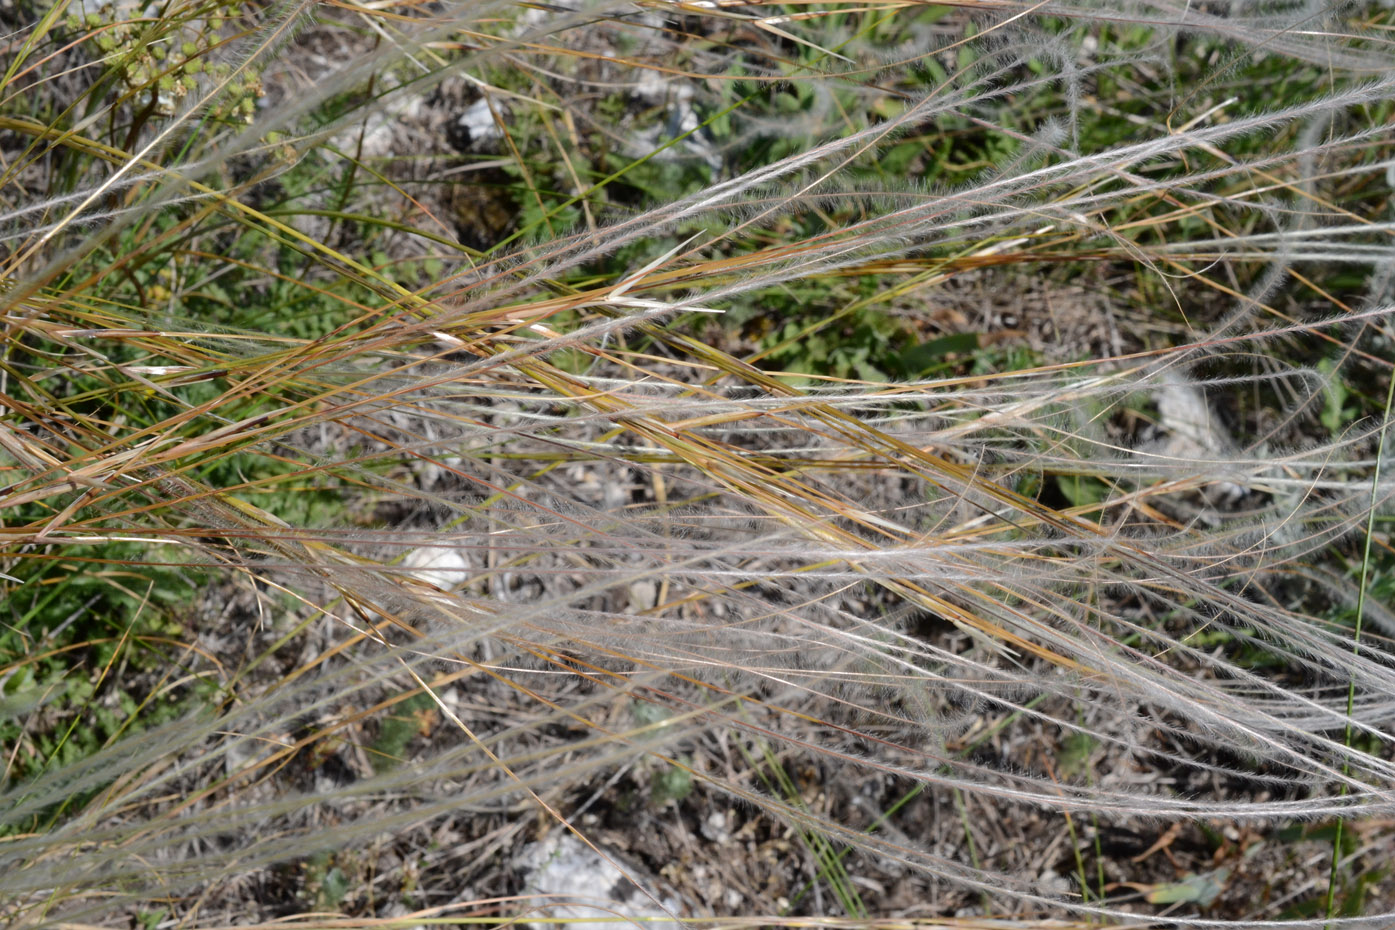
[[2, 0, 1394, 925]]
